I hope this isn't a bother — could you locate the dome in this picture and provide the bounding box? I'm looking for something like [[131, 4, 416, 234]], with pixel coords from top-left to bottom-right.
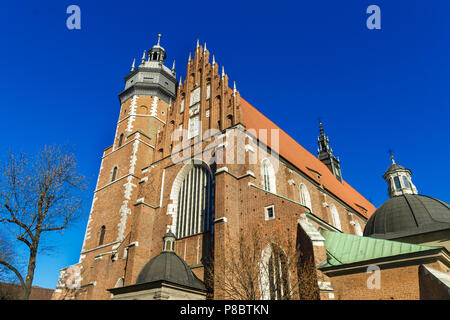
[[364, 194, 450, 240], [385, 163, 406, 173], [135, 251, 205, 291]]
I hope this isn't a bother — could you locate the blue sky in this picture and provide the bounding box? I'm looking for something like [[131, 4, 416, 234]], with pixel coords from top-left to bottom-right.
[[1, 0, 449, 289]]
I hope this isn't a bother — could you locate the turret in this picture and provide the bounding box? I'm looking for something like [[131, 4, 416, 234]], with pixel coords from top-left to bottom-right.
[[119, 34, 178, 104]]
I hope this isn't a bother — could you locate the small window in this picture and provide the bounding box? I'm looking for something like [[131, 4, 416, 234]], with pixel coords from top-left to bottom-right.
[[111, 166, 118, 182], [265, 205, 275, 220], [402, 176, 410, 188], [180, 99, 185, 113], [99, 226, 106, 246], [118, 133, 124, 147], [394, 176, 401, 189]]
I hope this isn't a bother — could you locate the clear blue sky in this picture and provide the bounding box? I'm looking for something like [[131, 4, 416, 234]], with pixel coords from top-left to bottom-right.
[[1, 0, 449, 289]]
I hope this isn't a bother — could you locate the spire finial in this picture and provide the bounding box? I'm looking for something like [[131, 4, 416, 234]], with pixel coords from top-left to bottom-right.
[[233, 81, 236, 95], [141, 50, 146, 64], [196, 39, 199, 49], [172, 60, 176, 71], [388, 149, 395, 164], [319, 119, 324, 136], [131, 58, 135, 71], [204, 42, 207, 53], [212, 55, 215, 66], [179, 76, 182, 85], [222, 66, 225, 79], [188, 52, 191, 62], [157, 33, 162, 46]]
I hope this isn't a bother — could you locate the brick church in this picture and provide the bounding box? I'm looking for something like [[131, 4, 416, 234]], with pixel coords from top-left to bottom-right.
[[52, 35, 450, 300]]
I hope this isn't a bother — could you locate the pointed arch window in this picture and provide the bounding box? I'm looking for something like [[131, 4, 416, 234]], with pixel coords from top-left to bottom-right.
[[259, 244, 290, 300], [330, 204, 341, 230], [261, 159, 276, 193], [175, 165, 214, 238], [299, 184, 312, 211]]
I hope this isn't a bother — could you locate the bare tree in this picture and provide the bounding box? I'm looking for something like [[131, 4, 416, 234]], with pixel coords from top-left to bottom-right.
[[0, 145, 87, 300], [207, 224, 320, 300]]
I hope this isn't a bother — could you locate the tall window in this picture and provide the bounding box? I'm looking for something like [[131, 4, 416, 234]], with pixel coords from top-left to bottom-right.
[[118, 133, 124, 147], [394, 176, 401, 190], [99, 226, 106, 246], [176, 165, 214, 238], [330, 204, 341, 230], [300, 184, 312, 211], [111, 166, 118, 182], [261, 159, 276, 193], [402, 176, 410, 188], [260, 244, 290, 300]]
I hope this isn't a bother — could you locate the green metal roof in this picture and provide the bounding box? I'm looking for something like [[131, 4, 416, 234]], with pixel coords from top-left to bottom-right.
[[317, 230, 440, 269]]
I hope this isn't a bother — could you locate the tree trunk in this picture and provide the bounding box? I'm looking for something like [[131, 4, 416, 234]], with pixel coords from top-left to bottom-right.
[[21, 243, 38, 300]]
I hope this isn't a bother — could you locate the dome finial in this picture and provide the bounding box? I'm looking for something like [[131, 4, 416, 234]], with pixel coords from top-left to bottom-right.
[[157, 33, 162, 46], [388, 149, 395, 164]]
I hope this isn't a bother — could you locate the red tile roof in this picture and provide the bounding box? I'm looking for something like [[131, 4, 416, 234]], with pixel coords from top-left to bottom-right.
[[240, 96, 375, 218]]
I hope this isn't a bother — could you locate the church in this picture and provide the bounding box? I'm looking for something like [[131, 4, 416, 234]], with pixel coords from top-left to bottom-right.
[[52, 35, 450, 300]]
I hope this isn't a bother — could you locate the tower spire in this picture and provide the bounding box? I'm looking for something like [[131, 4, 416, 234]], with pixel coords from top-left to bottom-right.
[[141, 50, 146, 64], [130, 58, 135, 72], [317, 121, 342, 181]]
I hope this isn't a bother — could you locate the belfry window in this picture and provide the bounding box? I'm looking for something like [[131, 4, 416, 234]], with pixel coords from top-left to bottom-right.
[[175, 165, 214, 238]]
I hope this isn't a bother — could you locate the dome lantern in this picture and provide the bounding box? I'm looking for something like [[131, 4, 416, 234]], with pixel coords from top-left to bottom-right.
[[382, 155, 418, 198]]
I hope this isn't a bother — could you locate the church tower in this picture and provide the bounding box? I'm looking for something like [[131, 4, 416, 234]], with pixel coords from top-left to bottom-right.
[[317, 121, 342, 182], [75, 35, 178, 299]]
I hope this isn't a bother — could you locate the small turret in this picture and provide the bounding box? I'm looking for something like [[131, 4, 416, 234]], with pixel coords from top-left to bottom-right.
[[383, 155, 418, 198]]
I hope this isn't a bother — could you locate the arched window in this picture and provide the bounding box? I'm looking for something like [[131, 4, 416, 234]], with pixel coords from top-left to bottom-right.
[[118, 133, 124, 147], [402, 176, 410, 188], [261, 159, 276, 193], [259, 244, 290, 300], [330, 204, 341, 230], [111, 166, 118, 182], [394, 176, 401, 190], [175, 165, 214, 238], [299, 184, 312, 211], [99, 226, 106, 246]]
